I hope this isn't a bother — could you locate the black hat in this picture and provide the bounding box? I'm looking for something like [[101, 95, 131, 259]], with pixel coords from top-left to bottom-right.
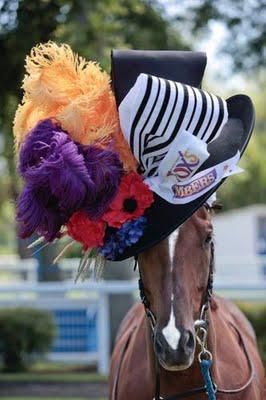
[[14, 43, 254, 267], [111, 50, 254, 260]]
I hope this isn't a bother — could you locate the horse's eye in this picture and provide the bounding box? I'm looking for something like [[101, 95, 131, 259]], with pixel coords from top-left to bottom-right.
[[204, 233, 213, 246]]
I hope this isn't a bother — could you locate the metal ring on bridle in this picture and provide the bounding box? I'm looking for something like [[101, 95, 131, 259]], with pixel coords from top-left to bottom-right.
[[196, 327, 208, 347], [200, 303, 209, 320], [198, 349, 213, 362], [194, 319, 208, 330]]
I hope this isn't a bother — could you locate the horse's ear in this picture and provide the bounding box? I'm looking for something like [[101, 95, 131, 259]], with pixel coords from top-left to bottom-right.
[[194, 206, 213, 222], [211, 202, 223, 211]]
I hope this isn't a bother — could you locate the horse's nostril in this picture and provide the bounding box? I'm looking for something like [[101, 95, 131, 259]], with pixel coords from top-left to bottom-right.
[[155, 328, 195, 357], [181, 330, 195, 354], [187, 331, 195, 350], [154, 328, 195, 370]]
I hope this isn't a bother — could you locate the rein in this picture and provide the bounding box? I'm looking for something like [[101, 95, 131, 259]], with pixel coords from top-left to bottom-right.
[[136, 212, 254, 399]]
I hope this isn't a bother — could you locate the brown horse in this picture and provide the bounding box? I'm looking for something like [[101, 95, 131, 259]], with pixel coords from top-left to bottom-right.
[[109, 205, 264, 399]]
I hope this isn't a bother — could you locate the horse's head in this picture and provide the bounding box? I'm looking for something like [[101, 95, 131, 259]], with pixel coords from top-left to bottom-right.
[[138, 205, 214, 371]]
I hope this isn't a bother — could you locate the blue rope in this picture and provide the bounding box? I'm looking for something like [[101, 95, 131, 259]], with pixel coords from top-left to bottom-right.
[[200, 359, 216, 400]]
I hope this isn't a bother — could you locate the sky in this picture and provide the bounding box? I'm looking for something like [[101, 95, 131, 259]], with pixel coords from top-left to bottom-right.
[[195, 21, 246, 92], [160, 0, 246, 92]]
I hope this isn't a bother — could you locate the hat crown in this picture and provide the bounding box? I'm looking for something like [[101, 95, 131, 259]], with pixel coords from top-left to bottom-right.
[[119, 73, 228, 178]]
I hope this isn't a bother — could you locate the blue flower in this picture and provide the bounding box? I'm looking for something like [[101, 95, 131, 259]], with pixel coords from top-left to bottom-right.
[[98, 235, 121, 260], [99, 216, 147, 260]]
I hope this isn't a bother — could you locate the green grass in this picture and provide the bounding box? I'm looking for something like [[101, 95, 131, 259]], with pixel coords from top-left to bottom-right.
[[0, 372, 107, 383], [31, 361, 89, 372], [0, 362, 107, 382]]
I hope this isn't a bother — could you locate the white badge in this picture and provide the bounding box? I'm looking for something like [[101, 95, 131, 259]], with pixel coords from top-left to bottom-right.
[[158, 130, 210, 181], [145, 151, 243, 204]]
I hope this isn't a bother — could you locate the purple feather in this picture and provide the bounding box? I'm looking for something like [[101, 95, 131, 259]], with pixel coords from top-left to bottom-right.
[[80, 145, 123, 219], [19, 119, 92, 210], [17, 118, 123, 240], [17, 185, 68, 241], [19, 119, 57, 176]]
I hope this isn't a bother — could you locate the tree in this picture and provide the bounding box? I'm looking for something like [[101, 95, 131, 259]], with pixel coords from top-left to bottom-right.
[[0, 0, 188, 275], [218, 133, 266, 210], [217, 81, 266, 209], [0, 0, 63, 267], [58, 0, 189, 69], [0, 0, 188, 208], [173, 0, 266, 74]]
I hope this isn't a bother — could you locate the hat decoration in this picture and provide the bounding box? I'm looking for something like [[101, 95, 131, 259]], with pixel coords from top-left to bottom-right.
[[14, 42, 154, 274], [119, 73, 241, 205], [14, 43, 245, 273]]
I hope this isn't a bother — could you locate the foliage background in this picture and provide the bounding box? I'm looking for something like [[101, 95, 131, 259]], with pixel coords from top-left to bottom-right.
[[0, 308, 55, 371], [0, 0, 265, 257]]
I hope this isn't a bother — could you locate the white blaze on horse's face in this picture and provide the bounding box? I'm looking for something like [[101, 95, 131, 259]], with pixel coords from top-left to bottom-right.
[[169, 229, 179, 270], [160, 230, 181, 350], [162, 294, 181, 350], [139, 207, 213, 371]]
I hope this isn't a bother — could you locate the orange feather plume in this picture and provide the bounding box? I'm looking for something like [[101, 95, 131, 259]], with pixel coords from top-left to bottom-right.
[[13, 41, 137, 172]]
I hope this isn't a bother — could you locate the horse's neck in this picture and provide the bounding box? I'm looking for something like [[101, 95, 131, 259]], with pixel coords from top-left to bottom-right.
[[145, 309, 217, 392]]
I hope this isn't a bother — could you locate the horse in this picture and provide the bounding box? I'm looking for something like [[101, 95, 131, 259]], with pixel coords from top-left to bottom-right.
[[109, 204, 264, 399]]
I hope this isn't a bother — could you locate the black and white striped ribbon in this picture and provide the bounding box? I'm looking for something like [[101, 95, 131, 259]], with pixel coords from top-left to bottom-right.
[[119, 73, 228, 178]]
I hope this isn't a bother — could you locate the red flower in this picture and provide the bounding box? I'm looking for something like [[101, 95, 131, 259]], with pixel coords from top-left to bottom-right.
[[102, 172, 154, 228], [67, 211, 105, 249]]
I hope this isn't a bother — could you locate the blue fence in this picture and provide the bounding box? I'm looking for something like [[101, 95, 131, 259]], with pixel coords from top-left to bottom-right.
[[52, 307, 98, 353]]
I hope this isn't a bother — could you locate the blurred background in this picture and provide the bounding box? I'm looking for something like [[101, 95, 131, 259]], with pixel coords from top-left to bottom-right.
[[0, 1, 265, 399]]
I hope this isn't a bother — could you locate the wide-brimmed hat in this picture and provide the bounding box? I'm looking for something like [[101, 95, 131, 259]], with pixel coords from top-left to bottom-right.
[[111, 50, 254, 260], [14, 44, 254, 268]]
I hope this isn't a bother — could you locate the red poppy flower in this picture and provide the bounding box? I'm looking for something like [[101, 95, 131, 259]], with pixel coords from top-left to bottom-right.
[[67, 211, 105, 249], [102, 172, 154, 228]]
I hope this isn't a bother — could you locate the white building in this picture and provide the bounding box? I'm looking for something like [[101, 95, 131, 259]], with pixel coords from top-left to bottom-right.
[[214, 205, 266, 285]]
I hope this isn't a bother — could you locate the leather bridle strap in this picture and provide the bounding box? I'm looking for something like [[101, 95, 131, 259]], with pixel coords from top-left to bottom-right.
[[136, 226, 216, 400], [154, 355, 209, 400], [137, 255, 215, 400], [215, 322, 254, 395], [161, 386, 209, 399], [136, 236, 254, 399], [162, 326, 255, 399], [138, 267, 156, 331], [136, 234, 215, 397]]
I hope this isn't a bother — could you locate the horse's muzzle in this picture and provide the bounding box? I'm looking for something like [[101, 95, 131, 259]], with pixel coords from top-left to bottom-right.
[[154, 327, 195, 371]]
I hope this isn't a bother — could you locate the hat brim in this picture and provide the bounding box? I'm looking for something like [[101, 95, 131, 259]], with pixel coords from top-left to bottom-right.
[[114, 94, 255, 260]]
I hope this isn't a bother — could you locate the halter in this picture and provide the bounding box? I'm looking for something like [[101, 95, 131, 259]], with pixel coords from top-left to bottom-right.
[[136, 204, 254, 400]]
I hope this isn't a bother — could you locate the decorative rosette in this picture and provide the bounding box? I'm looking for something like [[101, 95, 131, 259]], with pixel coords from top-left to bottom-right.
[[14, 42, 154, 275]]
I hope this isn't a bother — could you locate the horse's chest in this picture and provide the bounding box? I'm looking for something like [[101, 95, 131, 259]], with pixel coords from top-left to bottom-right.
[[117, 362, 153, 400]]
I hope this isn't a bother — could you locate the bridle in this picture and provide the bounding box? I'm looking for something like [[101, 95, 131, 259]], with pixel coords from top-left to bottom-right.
[[136, 205, 254, 400], [136, 239, 215, 400]]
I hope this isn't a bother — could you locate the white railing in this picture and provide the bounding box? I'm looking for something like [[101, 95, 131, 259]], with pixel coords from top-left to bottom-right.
[[1, 256, 266, 284], [0, 256, 82, 282], [0, 256, 37, 281], [0, 280, 265, 298], [0, 280, 265, 374]]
